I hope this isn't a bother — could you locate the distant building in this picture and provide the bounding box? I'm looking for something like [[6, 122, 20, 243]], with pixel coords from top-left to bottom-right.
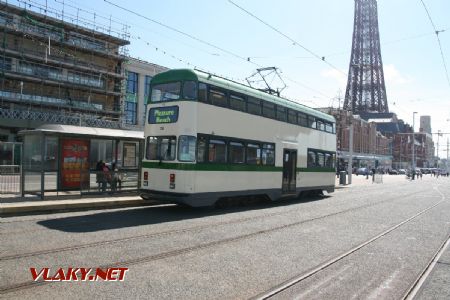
[[0, 2, 129, 141], [318, 108, 393, 170], [359, 112, 435, 168], [123, 58, 168, 130], [419, 115, 431, 135]]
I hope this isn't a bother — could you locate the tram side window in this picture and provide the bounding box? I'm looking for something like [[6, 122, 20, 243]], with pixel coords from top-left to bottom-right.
[[197, 136, 207, 162], [247, 97, 262, 115], [262, 102, 276, 119], [317, 120, 325, 131], [316, 152, 325, 167], [209, 139, 227, 163], [308, 116, 317, 129], [325, 153, 333, 168], [209, 88, 228, 107], [146, 137, 158, 160], [178, 136, 196, 162], [183, 81, 197, 100], [146, 136, 176, 161], [151, 82, 181, 102], [307, 151, 316, 168], [247, 143, 261, 165], [288, 109, 297, 124], [298, 113, 308, 127], [276, 106, 287, 122], [198, 83, 208, 103], [229, 141, 245, 164], [325, 122, 333, 133], [262, 144, 275, 166], [230, 94, 246, 112]]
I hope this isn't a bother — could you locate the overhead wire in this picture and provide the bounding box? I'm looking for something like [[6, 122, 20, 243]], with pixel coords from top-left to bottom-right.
[[227, 0, 347, 77], [102, 0, 332, 102], [419, 0, 450, 88]]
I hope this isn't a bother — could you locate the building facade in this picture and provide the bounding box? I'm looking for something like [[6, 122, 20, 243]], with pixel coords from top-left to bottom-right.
[[123, 58, 168, 130], [0, 2, 129, 141], [319, 108, 393, 171]]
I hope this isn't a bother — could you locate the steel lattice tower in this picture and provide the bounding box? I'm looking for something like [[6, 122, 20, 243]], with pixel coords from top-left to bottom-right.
[[343, 0, 388, 114]]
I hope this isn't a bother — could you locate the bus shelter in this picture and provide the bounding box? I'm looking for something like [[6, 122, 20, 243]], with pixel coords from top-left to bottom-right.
[[19, 124, 144, 199]]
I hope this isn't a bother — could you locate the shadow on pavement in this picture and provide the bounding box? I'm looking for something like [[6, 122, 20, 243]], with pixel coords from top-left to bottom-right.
[[38, 193, 329, 233]]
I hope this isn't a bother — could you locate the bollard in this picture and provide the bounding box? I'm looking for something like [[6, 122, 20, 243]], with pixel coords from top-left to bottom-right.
[[339, 171, 346, 185]]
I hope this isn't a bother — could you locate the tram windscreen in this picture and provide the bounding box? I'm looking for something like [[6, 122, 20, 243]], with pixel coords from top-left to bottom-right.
[[151, 82, 181, 102]]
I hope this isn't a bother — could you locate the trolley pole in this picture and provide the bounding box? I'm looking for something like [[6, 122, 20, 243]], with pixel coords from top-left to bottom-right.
[[347, 123, 353, 185]]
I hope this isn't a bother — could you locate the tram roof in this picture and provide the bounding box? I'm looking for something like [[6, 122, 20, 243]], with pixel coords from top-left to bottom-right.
[[19, 124, 144, 140], [151, 69, 335, 123]]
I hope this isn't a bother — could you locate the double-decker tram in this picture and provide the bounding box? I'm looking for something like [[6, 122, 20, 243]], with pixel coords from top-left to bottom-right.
[[140, 69, 336, 207]]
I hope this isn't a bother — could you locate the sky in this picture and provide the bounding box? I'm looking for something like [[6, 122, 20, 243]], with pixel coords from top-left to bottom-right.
[[10, 0, 450, 157]]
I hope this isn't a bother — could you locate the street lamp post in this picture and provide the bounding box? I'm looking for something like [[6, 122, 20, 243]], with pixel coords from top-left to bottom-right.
[[412, 112, 417, 176]]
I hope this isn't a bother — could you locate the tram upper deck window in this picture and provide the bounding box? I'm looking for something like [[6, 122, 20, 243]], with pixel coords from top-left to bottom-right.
[[178, 136, 196, 162], [151, 82, 181, 102], [198, 83, 207, 103], [288, 109, 297, 124], [209, 88, 228, 107], [298, 113, 308, 127], [262, 102, 275, 119], [146, 136, 176, 161], [248, 97, 262, 115], [317, 120, 325, 131], [276, 106, 287, 122], [308, 116, 317, 129], [325, 122, 333, 133], [183, 81, 197, 100], [230, 94, 246, 112]]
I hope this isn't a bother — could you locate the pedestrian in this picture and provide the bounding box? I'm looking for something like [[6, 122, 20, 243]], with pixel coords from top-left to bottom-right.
[[96, 160, 104, 191], [420, 172, 422, 180], [371, 168, 376, 183], [102, 162, 111, 192]]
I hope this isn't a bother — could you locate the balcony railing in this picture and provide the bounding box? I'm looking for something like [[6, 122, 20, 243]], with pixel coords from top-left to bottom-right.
[[0, 90, 103, 111]]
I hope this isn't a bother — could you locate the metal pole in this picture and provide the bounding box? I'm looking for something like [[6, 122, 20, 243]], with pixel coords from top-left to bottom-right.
[[412, 112, 417, 171], [436, 130, 440, 166], [347, 123, 354, 184]]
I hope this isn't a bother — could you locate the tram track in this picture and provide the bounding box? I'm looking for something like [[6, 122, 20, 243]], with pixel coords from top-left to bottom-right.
[[251, 185, 448, 300], [0, 189, 445, 295], [1, 183, 429, 237], [0, 189, 421, 262]]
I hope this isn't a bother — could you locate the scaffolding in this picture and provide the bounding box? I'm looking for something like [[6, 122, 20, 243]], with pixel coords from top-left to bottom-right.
[[0, 0, 130, 132]]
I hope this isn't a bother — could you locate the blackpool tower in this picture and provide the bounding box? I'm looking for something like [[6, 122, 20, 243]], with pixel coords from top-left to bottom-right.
[[343, 0, 389, 114]]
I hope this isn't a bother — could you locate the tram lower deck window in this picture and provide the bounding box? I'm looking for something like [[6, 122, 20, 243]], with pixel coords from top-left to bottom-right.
[[178, 136, 196, 162], [146, 136, 176, 161], [208, 139, 227, 163]]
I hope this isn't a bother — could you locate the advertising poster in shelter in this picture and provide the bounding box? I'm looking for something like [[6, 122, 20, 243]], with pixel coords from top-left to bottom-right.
[[61, 139, 90, 189]]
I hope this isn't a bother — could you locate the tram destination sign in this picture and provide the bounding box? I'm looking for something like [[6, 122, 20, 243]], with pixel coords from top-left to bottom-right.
[[149, 106, 179, 124]]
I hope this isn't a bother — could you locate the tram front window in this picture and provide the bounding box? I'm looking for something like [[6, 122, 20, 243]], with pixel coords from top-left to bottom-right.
[[151, 82, 181, 102], [146, 136, 176, 161]]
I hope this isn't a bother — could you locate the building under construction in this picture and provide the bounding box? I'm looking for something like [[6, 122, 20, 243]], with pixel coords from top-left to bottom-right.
[[0, 1, 130, 141]]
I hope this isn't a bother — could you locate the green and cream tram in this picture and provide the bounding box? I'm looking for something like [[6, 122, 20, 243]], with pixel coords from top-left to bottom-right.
[[140, 69, 336, 207]]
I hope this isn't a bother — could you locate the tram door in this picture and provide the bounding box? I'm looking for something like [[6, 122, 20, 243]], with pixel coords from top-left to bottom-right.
[[282, 149, 297, 194]]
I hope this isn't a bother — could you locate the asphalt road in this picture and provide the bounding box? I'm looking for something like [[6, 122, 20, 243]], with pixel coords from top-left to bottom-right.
[[1, 176, 449, 299]]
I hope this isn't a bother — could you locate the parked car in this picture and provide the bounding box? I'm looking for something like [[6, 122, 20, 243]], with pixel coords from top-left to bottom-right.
[[388, 169, 399, 175], [355, 167, 372, 176], [398, 169, 406, 175]]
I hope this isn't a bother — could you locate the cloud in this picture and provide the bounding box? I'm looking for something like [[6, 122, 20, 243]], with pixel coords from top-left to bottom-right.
[[383, 64, 412, 85], [321, 68, 347, 88]]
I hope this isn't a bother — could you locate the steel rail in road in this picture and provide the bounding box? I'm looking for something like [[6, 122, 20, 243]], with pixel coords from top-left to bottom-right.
[[0, 186, 423, 259], [251, 187, 446, 300], [0, 189, 422, 295], [403, 185, 450, 300]]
